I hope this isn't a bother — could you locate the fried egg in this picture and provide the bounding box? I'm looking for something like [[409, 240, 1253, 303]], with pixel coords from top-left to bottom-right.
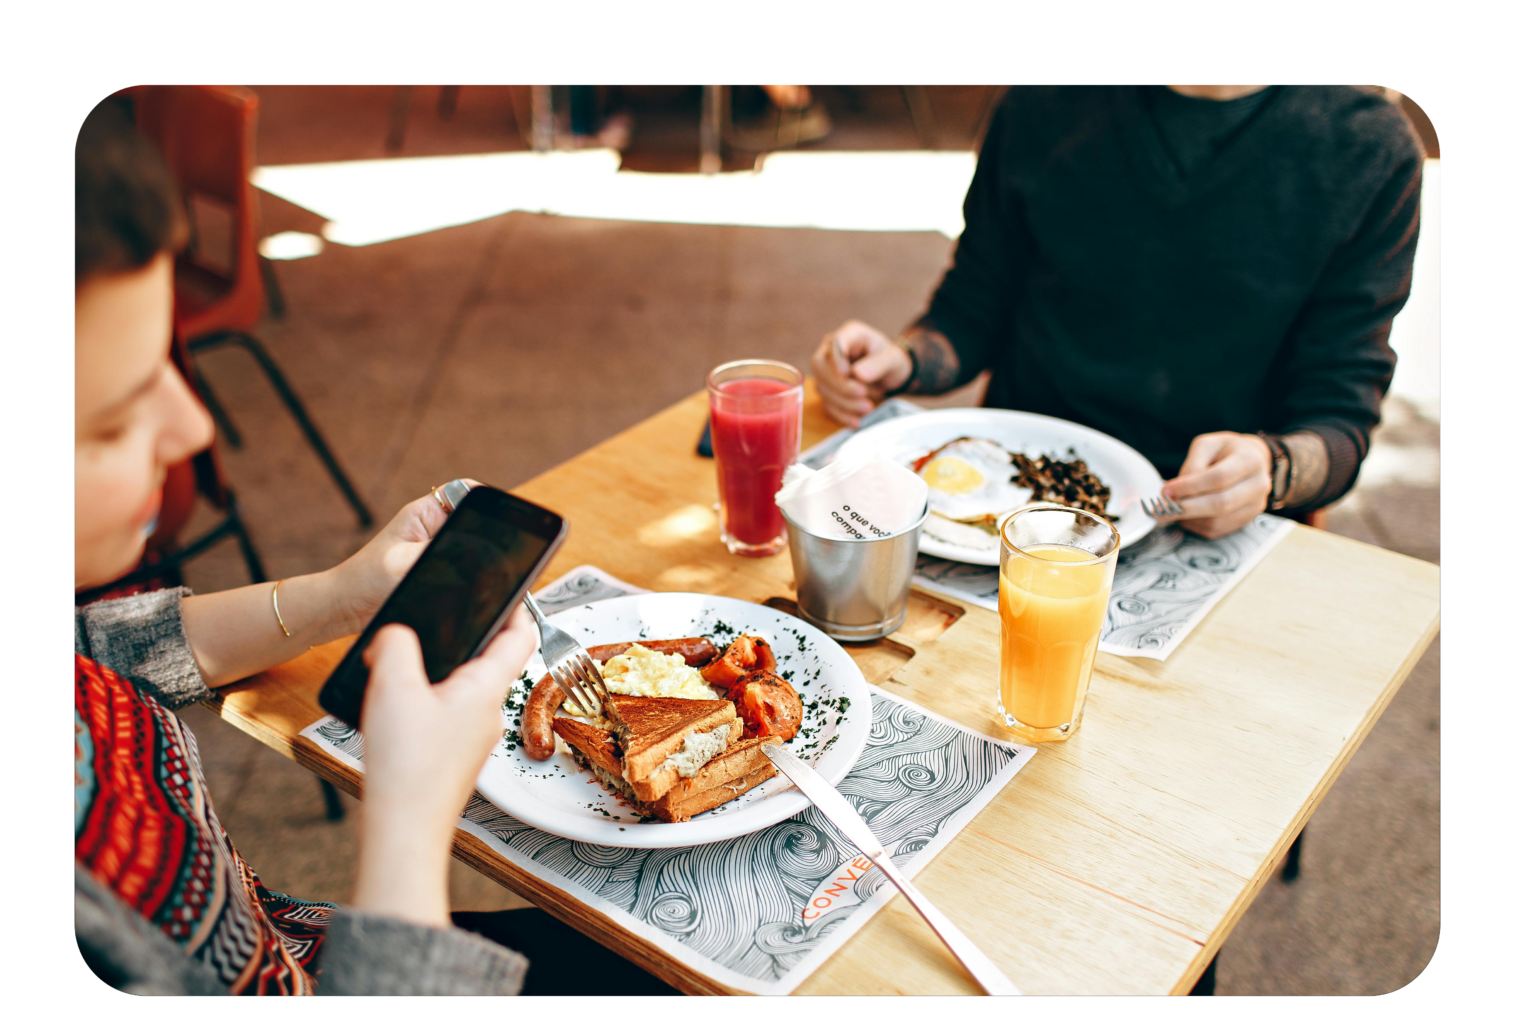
[[915, 437, 1034, 523]]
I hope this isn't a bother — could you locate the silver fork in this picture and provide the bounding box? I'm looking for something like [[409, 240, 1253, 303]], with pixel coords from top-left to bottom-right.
[[522, 593, 609, 717], [1140, 493, 1186, 519]]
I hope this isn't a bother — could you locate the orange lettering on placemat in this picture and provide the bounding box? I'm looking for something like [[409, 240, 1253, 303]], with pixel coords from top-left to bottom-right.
[[802, 855, 881, 920]]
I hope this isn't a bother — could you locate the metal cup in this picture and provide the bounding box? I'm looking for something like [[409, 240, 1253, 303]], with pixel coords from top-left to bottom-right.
[[783, 502, 930, 641]]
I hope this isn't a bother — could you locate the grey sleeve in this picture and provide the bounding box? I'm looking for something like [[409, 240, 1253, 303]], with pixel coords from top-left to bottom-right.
[[76, 866, 226, 996], [75, 588, 211, 710], [314, 910, 527, 996], [77, 867, 527, 996]]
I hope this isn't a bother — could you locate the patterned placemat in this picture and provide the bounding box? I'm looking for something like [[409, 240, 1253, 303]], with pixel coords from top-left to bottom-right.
[[800, 399, 1296, 661], [300, 566, 1034, 994]]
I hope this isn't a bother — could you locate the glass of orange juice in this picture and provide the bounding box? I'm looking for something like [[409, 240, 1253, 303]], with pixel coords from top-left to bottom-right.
[[997, 505, 1120, 742]]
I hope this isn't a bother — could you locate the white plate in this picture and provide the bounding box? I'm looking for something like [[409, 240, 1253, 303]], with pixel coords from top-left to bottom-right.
[[476, 593, 872, 849], [836, 408, 1163, 565]]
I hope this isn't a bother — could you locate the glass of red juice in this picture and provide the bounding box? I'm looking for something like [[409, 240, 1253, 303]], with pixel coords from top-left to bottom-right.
[[707, 359, 804, 557]]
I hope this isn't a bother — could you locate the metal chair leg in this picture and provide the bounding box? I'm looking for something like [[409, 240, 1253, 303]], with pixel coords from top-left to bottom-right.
[[319, 779, 346, 821], [258, 255, 287, 320], [386, 85, 414, 151], [901, 85, 941, 149], [190, 362, 244, 449], [1282, 826, 1305, 883], [226, 498, 269, 583], [190, 331, 375, 528]]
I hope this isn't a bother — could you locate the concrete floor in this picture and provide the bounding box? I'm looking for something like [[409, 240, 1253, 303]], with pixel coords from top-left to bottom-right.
[[170, 86, 1439, 995]]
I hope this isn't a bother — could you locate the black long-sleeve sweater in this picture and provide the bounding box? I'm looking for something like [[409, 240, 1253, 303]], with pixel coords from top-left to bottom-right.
[[916, 86, 1424, 507]]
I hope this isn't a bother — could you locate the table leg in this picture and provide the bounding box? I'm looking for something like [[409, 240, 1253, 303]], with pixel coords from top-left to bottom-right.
[[1190, 950, 1218, 995], [1282, 826, 1306, 883], [531, 85, 555, 152], [701, 85, 724, 174], [318, 778, 345, 820]]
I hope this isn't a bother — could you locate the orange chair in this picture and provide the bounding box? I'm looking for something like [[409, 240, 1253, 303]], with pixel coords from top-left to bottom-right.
[[133, 85, 374, 528]]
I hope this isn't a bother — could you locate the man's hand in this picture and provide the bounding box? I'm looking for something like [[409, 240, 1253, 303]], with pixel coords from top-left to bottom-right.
[[810, 320, 913, 428], [1161, 433, 1272, 539], [351, 612, 537, 928]]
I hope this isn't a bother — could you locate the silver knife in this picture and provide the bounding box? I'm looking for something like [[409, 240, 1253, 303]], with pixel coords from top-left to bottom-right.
[[762, 744, 1020, 995]]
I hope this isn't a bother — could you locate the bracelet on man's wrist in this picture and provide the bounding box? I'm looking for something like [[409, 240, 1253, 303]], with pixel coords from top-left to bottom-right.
[[1256, 432, 1292, 511]]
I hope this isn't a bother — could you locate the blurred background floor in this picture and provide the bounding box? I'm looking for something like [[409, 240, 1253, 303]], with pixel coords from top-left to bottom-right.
[[169, 85, 1438, 995]]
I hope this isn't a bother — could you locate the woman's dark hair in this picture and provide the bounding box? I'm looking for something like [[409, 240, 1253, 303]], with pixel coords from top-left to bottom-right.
[[76, 96, 186, 284]]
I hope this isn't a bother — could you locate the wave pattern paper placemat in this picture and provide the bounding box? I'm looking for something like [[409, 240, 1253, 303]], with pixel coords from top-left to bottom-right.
[[300, 565, 1034, 994]]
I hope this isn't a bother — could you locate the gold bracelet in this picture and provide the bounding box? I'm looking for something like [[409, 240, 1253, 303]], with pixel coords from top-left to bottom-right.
[[272, 579, 293, 638]]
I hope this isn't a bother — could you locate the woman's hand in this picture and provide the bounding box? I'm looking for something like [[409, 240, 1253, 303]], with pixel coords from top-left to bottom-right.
[[182, 482, 490, 687], [810, 320, 913, 428], [351, 611, 537, 928], [1161, 433, 1272, 539], [328, 483, 482, 637]]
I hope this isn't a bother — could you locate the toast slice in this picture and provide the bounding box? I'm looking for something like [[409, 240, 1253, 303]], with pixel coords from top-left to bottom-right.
[[646, 735, 781, 821], [646, 764, 779, 823], [553, 718, 780, 823], [670, 734, 779, 797], [550, 716, 633, 796], [604, 693, 741, 802]]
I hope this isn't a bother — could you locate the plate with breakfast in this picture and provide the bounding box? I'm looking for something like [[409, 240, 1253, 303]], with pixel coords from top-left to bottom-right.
[[476, 592, 872, 848], [835, 408, 1164, 565]]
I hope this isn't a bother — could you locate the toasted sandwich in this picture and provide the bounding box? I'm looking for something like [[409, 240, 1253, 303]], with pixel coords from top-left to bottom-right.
[[551, 717, 633, 800], [645, 734, 780, 822], [603, 694, 743, 802], [552, 716, 779, 823]]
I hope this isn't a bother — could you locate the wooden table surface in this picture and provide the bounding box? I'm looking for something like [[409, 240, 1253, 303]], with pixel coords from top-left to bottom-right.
[[207, 384, 1440, 995]]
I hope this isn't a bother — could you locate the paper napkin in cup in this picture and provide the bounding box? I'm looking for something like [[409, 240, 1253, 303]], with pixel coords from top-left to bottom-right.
[[776, 453, 929, 541]]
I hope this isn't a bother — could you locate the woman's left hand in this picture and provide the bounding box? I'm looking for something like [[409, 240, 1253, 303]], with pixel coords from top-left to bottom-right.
[[1160, 434, 1271, 539], [328, 481, 479, 636]]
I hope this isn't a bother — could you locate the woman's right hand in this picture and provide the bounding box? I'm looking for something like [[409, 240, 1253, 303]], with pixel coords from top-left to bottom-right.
[[810, 320, 913, 428], [350, 610, 537, 928]]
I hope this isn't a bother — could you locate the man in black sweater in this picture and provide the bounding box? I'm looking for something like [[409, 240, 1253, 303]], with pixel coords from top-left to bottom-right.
[[813, 86, 1424, 538]]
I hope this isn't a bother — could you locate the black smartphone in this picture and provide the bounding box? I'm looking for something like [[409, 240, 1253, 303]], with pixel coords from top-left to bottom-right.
[[318, 485, 568, 729]]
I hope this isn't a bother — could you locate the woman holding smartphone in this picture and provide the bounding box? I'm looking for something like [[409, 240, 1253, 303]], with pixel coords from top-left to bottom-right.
[[73, 99, 669, 995]]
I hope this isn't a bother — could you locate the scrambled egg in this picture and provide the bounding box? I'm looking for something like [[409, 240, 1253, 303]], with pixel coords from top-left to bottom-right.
[[562, 644, 718, 716]]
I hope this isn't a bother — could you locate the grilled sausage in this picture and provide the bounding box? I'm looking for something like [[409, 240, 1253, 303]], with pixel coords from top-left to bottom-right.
[[519, 637, 720, 760]]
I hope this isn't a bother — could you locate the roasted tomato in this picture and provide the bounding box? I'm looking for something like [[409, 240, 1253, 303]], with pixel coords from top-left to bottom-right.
[[735, 670, 802, 742], [700, 635, 776, 697]]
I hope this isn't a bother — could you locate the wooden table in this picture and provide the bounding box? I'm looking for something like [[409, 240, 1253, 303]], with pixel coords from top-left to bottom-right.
[[207, 385, 1440, 995]]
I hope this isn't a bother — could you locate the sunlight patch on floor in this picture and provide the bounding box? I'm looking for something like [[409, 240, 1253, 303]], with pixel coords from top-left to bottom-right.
[[252, 149, 976, 247]]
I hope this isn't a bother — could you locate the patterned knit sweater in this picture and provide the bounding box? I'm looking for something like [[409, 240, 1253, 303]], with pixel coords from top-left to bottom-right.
[[74, 588, 528, 995], [75, 652, 334, 992]]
